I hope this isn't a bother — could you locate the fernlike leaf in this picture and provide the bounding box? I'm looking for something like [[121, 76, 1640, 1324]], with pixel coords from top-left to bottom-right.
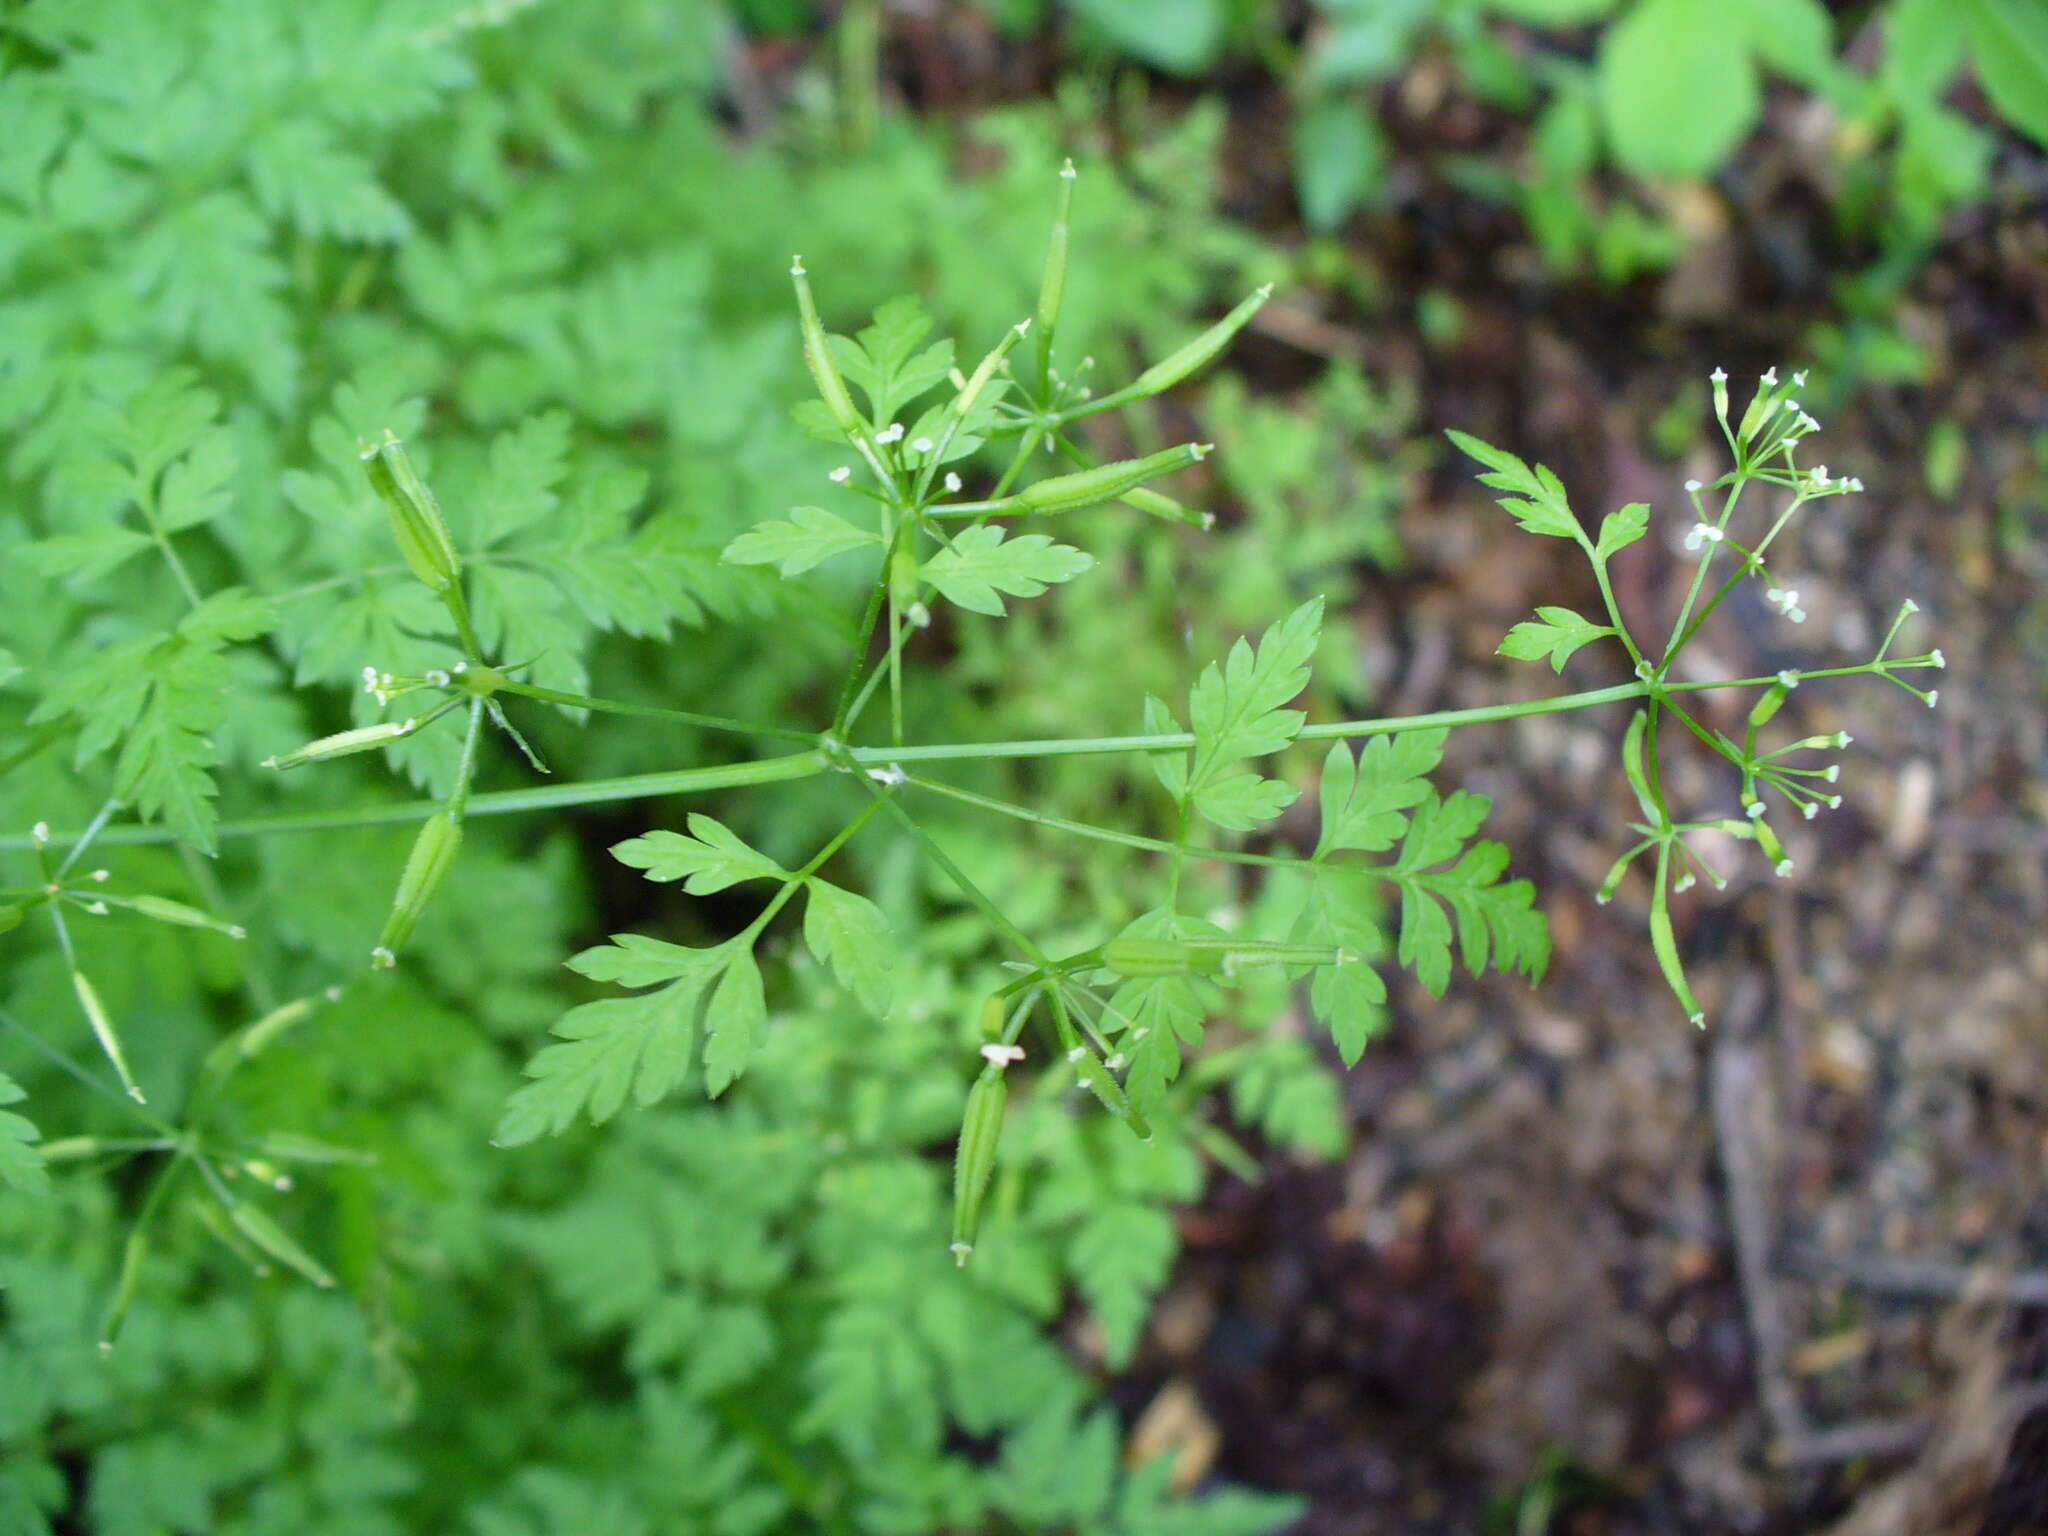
[[1184, 598, 1322, 831], [493, 941, 738, 1144], [1444, 429, 1580, 540], [1496, 606, 1616, 673], [723, 505, 879, 577], [0, 1072, 49, 1198], [1595, 500, 1650, 561], [612, 815, 789, 894], [802, 878, 893, 1014], [920, 525, 1093, 617]]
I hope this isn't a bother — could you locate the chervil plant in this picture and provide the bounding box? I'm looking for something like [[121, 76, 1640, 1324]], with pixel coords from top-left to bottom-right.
[[0, 19, 1942, 1508], [8, 164, 1939, 1262]]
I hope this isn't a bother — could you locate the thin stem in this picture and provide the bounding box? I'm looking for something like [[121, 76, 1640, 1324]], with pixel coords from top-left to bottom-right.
[[55, 798, 122, 878], [1659, 475, 1747, 668], [905, 774, 1310, 872], [858, 781, 1051, 967], [491, 680, 817, 745], [10, 667, 1908, 857]]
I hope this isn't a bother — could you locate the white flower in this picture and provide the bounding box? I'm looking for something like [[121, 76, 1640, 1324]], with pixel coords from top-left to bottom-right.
[[875, 422, 905, 445], [1810, 465, 1829, 487], [1926, 689, 1939, 708], [1766, 587, 1801, 618], [910, 436, 934, 455], [1746, 801, 1766, 819], [828, 466, 851, 483], [979, 1043, 1025, 1067], [1824, 765, 1839, 783], [1684, 478, 1702, 493], [1930, 648, 1946, 669], [1777, 670, 1799, 689], [1774, 858, 1794, 877], [865, 763, 907, 787], [1673, 873, 1696, 893], [943, 471, 962, 493], [1801, 802, 1818, 820], [91, 868, 109, 882], [1683, 523, 1724, 552], [30, 821, 48, 847]]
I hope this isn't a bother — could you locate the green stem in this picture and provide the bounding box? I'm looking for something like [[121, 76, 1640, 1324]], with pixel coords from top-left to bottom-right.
[[858, 781, 1051, 967], [492, 679, 818, 745], [905, 774, 1308, 872]]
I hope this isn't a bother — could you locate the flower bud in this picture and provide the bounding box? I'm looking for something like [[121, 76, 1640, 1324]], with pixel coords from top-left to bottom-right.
[[374, 810, 462, 965], [360, 432, 461, 593], [951, 1063, 1008, 1265]]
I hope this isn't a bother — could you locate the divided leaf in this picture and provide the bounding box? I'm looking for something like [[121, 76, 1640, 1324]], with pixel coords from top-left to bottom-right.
[[494, 939, 756, 1144], [1181, 598, 1322, 831], [1444, 430, 1580, 540], [1595, 501, 1650, 561], [0, 1073, 48, 1198], [920, 526, 1093, 617], [612, 816, 788, 894], [723, 506, 878, 577], [803, 878, 893, 1014], [1497, 606, 1616, 672]]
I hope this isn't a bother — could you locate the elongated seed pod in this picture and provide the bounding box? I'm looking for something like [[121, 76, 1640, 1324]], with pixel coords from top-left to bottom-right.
[[118, 894, 242, 937], [953, 319, 1030, 421], [1015, 444, 1210, 515], [1032, 162, 1076, 361], [73, 970, 142, 1102], [361, 432, 461, 593], [1647, 851, 1703, 1026], [374, 810, 462, 966], [1101, 936, 1216, 978], [263, 718, 416, 771], [99, 1223, 151, 1348], [951, 1063, 1008, 1265], [1127, 284, 1274, 399], [227, 1202, 336, 1288], [1118, 485, 1211, 529], [1748, 682, 1794, 732], [790, 257, 865, 439], [977, 992, 1007, 1041]]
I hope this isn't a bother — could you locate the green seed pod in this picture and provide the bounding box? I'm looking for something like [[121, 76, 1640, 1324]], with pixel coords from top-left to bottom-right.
[[976, 993, 1007, 1042], [1033, 161, 1076, 355], [1747, 679, 1793, 730], [98, 1222, 151, 1349], [790, 257, 865, 440], [227, 1202, 336, 1288], [952, 318, 1030, 421], [1649, 870, 1703, 1027], [889, 543, 919, 614], [1127, 284, 1274, 399], [1015, 444, 1210, 515], [374, 810, 463, 966], [117, 893, 244, 938], [73, 969, 142, 1103], [263, 718, 416, 771], [1066, 1037, 1151, 1141], [951, 1063, 1008, 1265], [360, 432, 462, 593], [1101, 936, 1220, 978], [1118, 484, 1212, 530]]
